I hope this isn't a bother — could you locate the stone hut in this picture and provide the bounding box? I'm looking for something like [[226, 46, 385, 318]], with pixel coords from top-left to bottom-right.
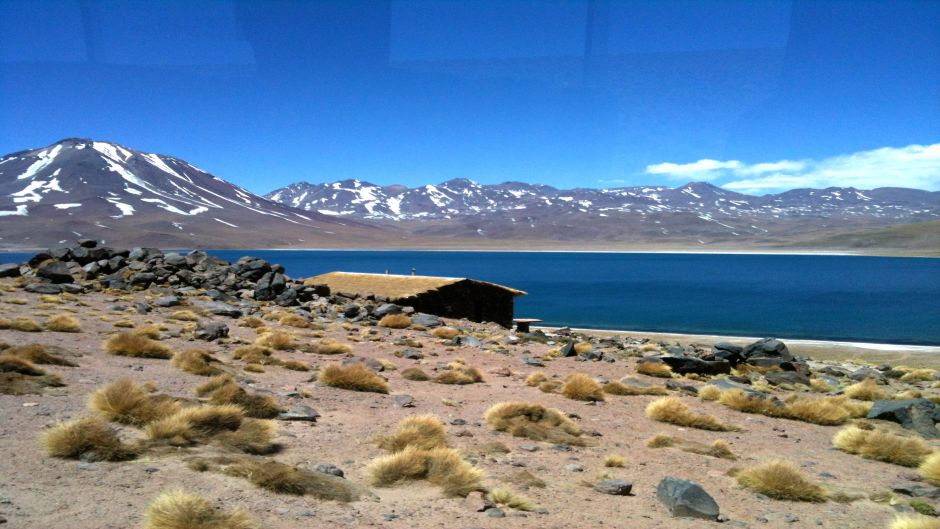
[[306, 271, 526, 327]]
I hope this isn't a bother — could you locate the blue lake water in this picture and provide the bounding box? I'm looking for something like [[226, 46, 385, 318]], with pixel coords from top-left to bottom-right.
[[2, 250, 938, 345]]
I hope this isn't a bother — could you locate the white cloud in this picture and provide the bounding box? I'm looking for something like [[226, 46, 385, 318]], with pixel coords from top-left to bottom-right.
[[645, 159, 741, 178], [645, 143, 940, 194]]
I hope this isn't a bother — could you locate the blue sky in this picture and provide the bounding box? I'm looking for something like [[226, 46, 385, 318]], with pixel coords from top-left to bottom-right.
[[0, 0, 937, 195]]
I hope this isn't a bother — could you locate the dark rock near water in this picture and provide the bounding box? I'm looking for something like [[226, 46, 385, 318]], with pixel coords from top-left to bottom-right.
[[0, 263, 20, 278], [743, 338, 793, 362], [37, 261, 73, 283], [765, 371, 811, 386], [559, 341, 577, 357], [656, 477, 720, 521], [658, 356, 731, 375], [868, 399, 940, 438]]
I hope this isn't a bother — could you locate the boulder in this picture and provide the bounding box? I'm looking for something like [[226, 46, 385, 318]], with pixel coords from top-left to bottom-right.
[[275, 288, 298, 306], [77, 238, 98, 248], [0, 263, 21, 278], [37, 261, 74, 283], [373, 303, 402, 317], [559, 341, 577, 357], [24, 283, 63, 294], [194, 301, 243, 318], [594, 480, 633, 496], [278, 405, 321, 422], [658, 356, 731, 376], [656, 477, 720, 521], [743, 338, 793, 362], [27, 251, 53, 267], [411, 313, 443, 328], [153, 296, 181, 308], [868, 399, 940, 438], [711, 342, 744, 365], [129, 272, 156, 287], [163, 253, 187, 267], [765, 371, 811, 387], [194, 321, 229, 341]]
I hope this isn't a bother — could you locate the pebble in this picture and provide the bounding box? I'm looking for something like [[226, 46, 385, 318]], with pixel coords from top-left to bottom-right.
[[564, 463, 585, 472], [519, 444, 540, 452], [485, 508, 505, 518]]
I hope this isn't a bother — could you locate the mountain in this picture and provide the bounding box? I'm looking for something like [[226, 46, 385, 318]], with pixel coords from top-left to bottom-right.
[[0, 139, 390, 249], [265, 178, 940, 246]]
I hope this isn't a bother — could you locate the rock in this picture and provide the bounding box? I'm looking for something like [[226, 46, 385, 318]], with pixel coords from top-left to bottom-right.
[[656, 477, 720, 521], [128, 272, 156, 286], [465, 491, 496, 512], [77, 238, 98, 248], [153, 296, 181, 307], [850, 367, 887, 383], [522, 356, 545, 367], [485, 508, 505, 518], [37, 261, 74, 283], [711, 342, 744, 365], [0, 263, 21, 278], [519, 444, 540, 452], [564, 463, 585, 472], [594, 479, 633, 496], [374, 303, 402, 317], [400, 348, 423, 360], [342, 357, 385, 372], [194, 321, 229, 341], [194, 301, 243, 318], [163, 253, 187, 267], [275, 288, 298, 306], [868, 399, 940, 438], [313, 464, 344, 477], [410, 313, 443, 328], [665, 380, 699, 394], [278, 405, 320, 422], [343, 304, 361, 318], [559, 341, 577, 357], [24, 283, 63, 294], [393, 395, 415, 408], [891, 483, 940, 498], [658, 356, 731, 375], [455, 335, 482, 347], [134, 302, 151, 314], [765, 371, 811, 386], [254, 272, 275, 301], [743, 338, 793, 362]]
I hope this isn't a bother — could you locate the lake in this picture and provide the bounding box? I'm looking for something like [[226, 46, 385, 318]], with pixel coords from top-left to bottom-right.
[[2, 250, 938, 345]]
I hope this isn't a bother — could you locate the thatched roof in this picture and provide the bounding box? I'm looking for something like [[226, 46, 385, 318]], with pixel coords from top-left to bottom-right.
[[304, 271, 526, 299]]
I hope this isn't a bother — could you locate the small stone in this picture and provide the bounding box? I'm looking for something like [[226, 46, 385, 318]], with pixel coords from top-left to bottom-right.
[[519, 444, 540, 452], [278, 405, 320, 422], [485, 508, 505, 518], [76, 462, 98, 471], [656, 476, 720, 521], [194, 320, 228, 341], [313, 464, 344, 477], [594, 479, 633, 496], [564, 463, 585, 472], [522, 356, 545, 367], [393, 395, 415, 408]]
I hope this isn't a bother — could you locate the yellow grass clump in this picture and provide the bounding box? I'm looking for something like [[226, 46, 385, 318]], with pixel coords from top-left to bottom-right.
[[525, 372, 548, 387], [431, 326, 460, 339], [844, 378, 889, 401], [891, 515, 940, 529], [646, 397, 738, 431], [105, 332, 173, 359], [602, 380, 669, 396], [144, 489, 256, 529], [89, 378, 181, 425], [168, 310, 200, 322], [145, 404, 245, 446], [198, 376, 282, 418], [902, 369, 936, 383], [484, 401, 585, 446], [653, 436, 739, 460], [255, 331, 294, 350], [40, 416, 137, 461], [45, 314, 81, 332], [379, 313, 412, 329], [604, 455, 626, 467], [401, 367, 430, 381], [190, 455, 366, 500], [637, 361, 673, 378], [238, 316, 265, 329], [561, 373, 605, 401], [833, 425, 933, 467], [918, 452, 940, 485], [2, 343, 77, 366], [489, 487, 537, 511], [717, 389, 867, 426], [367, 446, 484, 497], [376, 415, 449, 452], [135, 324, 164, 339], [0, 355, 64, 394], [433, 359, 484, 385], [313, 339, 352, 355], [735, 460, 827, 502], [172, 349, 224, 376], [698, 385, 722, 401], [278, 313, 309, 328], [232, 345, 275, 365], [319, 363, 389, 393], [0, 316, 43, 332]]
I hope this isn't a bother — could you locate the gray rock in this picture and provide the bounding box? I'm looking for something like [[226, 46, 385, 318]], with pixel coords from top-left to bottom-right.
[[194, 301, 243, 318], [77, 238, 97, 248], [485, 508, 505, 518], [129, 272, 156, 286], [278, 405, 320, 422], [868, 399, 940, 438], [850, 367, 887, 383], [765, 371, 811, 386], [373, 303, 402, 317], [37, 261, 74, 283], [559, 341, 577, 357], [24, 283, 63, 294], [658, 356, 731, 375], [455, 335, 482, 347], [594, 479, 633, 496], [194, 321, 229, 341], [163, 253, 187, 267], [522, 356, 545, 367], [656, 477, 720, 521], [313, 463, 344, 477], [0, 263, 21, 278], [564, 463, 585, 472], [153, 296, 181, 307], [743, 338, 793, 362], [393, 395, 415, 408], [410, 313, 443, 328], [400, 348, 423, 360], [519, 444, 540, 452]]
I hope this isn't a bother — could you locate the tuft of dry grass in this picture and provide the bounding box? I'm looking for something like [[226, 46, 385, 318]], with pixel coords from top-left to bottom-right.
[[144, 489, 256, 529], [135, 324, 164, 339], [636, 361, 673, 378], [105, 332, 173, 359], [2, 343, 77, 366], [561, 373, 605, 401], [201, 377, 282, 418], [255, 331, 294, 350], [172, 349, 224, 376], [603, 380, 669, 396], [45, 314, 81, 332], [319, 363, 389, 393], [717, 389, 866, 426], [538, 380, 562, 394], [833, 425, 933, 467], [433, 359, 484, 385], [376, 415, 449, 452], [0, 316, 43, 332], [213, 418, 279, 455], [698, 385, 722, 401], [145, 405, 244, 446], [0, 355, 64, 394], [401, 367, 430, 381], [891, 515, 940, 529], [809, 378, 835, 393], [735, 460, 827, 502], [168, 310, 200, 321], [844, 378, 889, 401], [525, 372, 548, 387], [89, 378, 181, 425], [645, 433, 736, 459], [189, 455, 366, 501], [901, 369, 936, 383], [313, 339, 352, 355], [489, 487, 536, 511], [280, 359, 309, 371], [238, 316, 265, 329], [232, 345, 275, 365], [379, 313, 412, 329], [604, 454, 626, 467], [40, 416, 137, 461], [645, 397, 738, 431], [431, 327, 460, 339], [918, 452, 940, 486], [484, 401, 585, 446], [367, 446, 484, 497], [278, 313, 309, 328]]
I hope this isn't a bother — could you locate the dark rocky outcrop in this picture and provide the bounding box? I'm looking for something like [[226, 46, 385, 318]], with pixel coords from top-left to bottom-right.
[[868, 399, 940, 439]]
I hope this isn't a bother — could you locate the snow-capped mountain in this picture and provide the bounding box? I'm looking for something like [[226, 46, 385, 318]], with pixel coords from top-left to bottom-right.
[[265, 178, 940, 243], [0, 139, 388, 248]]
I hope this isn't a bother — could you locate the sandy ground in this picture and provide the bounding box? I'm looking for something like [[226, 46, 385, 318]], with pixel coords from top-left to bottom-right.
[[0, 284, 936, 529]]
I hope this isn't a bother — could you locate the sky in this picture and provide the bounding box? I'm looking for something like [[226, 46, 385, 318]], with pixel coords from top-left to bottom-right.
[[0, 0, 937, 195]]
